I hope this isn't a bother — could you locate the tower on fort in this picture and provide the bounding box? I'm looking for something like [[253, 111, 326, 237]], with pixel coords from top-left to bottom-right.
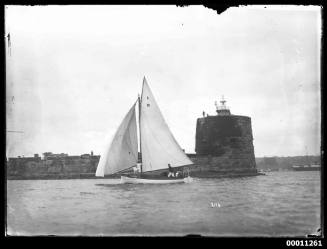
[[194, 96, 257, 174], [214, 95, 231, 116]]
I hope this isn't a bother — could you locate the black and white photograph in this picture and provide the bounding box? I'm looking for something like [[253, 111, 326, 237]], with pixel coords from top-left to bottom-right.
[[5, 5, 322, 237]]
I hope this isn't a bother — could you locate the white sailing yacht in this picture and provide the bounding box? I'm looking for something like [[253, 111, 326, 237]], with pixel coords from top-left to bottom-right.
[[95, 77, 193, 184]]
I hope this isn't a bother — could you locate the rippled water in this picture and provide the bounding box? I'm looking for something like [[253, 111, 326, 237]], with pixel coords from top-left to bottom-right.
[[6, 171, 321, 236]]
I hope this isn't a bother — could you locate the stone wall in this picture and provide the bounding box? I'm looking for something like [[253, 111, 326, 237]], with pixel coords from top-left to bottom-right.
[[7, 155, 100, 178]]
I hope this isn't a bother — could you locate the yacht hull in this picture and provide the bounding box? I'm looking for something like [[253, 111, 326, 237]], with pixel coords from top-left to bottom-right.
[[120, 176, 193, 184]]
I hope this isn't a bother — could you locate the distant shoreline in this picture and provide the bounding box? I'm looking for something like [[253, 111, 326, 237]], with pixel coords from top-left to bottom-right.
[[6, 155, 320, 180]]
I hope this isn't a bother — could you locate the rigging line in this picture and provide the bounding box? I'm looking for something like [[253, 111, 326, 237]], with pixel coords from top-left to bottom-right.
[[141, 112, 188, 165]]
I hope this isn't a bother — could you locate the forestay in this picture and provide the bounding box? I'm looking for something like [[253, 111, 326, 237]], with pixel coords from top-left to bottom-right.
[[95, 103, 138, 176], [140, 77, 193, 172]]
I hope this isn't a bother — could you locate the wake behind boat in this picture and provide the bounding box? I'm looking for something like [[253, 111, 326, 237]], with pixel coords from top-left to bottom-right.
[[95, 77, 194, 184]]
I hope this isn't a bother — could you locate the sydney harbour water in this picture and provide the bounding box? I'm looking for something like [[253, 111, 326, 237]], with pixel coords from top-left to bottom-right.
[[7, 171, 321, 236]]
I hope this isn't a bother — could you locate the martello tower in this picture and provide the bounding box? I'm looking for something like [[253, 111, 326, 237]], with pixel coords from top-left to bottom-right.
[[194, 96, 257, 173]]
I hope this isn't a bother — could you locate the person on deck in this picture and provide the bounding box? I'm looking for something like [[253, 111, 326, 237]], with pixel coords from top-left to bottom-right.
[[135, 162, 142, 176], [167, 163, 175, 177]]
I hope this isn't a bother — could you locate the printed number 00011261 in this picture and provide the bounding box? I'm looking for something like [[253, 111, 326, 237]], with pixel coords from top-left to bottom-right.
[[286, 240, 322, 247]]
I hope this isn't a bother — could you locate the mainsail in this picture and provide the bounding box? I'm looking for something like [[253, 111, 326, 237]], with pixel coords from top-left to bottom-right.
[[140, 77, 193, 172], [95, 103, 138, 176]]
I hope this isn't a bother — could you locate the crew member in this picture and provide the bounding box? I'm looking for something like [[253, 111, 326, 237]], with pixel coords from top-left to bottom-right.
[[167, 163, 175, 177]]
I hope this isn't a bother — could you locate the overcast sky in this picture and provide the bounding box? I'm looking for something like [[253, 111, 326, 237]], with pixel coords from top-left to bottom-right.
[[5, 5, 321, 158]]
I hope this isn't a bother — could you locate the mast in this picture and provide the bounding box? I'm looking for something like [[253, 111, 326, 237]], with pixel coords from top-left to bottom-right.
[[138, 94, 142, 173], [139, 76, 146, 173]]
